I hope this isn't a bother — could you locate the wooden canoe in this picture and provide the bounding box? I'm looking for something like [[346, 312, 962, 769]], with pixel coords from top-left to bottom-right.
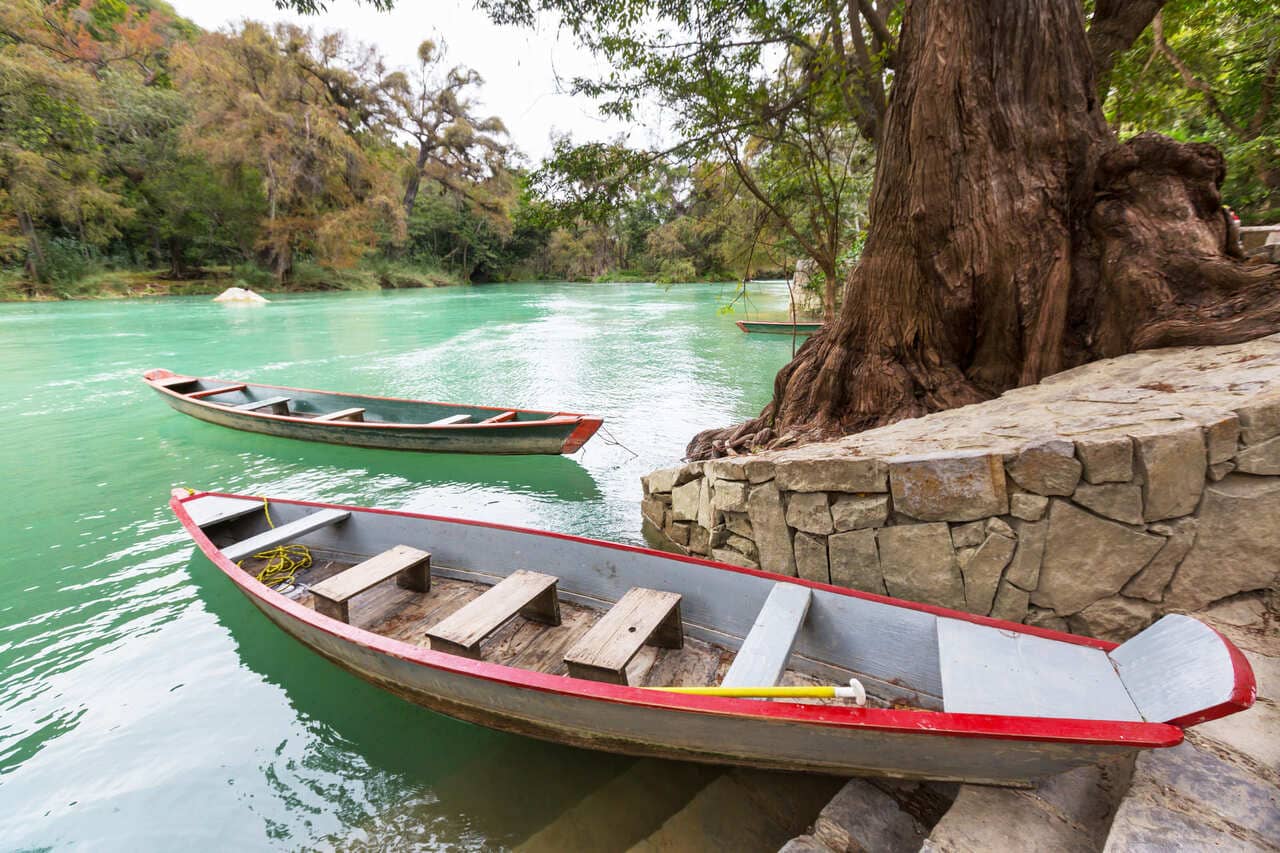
[[735, 320, 823, 335], [143, 369, 602, 455], [171, 490, 1256, 785]]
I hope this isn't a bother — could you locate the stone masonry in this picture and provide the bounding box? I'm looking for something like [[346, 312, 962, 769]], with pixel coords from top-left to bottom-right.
[[642, 336, 1280, 639]]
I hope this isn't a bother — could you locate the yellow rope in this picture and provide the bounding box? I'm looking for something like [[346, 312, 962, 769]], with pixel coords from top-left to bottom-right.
[[252, 543, 312, 588], [235, 496, 312, 589]]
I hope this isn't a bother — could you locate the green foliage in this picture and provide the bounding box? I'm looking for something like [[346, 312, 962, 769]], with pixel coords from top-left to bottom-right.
[[1106, 0, 1279, 222]]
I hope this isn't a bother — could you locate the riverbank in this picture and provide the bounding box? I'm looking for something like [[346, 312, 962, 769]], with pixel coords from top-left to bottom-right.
[[0, 261, 463, 302]]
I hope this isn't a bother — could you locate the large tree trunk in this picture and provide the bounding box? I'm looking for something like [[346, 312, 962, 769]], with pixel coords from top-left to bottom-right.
[[688, 0, 1280, 460]]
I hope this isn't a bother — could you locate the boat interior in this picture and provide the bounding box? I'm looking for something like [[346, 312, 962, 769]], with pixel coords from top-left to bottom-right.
[[149, 374, 555, 425], [187, 494, 1238, 726]]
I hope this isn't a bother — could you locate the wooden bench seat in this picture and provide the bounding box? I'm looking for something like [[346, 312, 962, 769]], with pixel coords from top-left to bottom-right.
[[222, 508, 350, 562], [310, 545, 431, 623], [235, 396, 290, 414], [189, 383, 249, 399], [479, 411, 517, 424], [427, 570, 560, 659], [565, 588, 683, 685], [427, 414, 472, 426], [152, 375, 198, 389], [721, 583, 811, 689], [314, 407, 366, 422]]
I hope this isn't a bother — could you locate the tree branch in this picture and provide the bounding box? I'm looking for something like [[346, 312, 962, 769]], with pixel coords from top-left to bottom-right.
[[1151, 10, 1246, 137], [1088, 0, 1165, 106]]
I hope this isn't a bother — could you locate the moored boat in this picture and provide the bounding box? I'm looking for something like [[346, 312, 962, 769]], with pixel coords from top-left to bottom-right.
[[172, 489, 1255, 784], [735, 320, 823, 335], [142, 369, 602, 455]]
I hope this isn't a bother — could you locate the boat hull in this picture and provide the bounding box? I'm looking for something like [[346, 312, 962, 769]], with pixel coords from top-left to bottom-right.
[[144, 370, 601, 455], [158, 392, 595, 454], [248, 594, 1138, 783], [736, 320, 823, 335], [172, 492, 1202, 785]]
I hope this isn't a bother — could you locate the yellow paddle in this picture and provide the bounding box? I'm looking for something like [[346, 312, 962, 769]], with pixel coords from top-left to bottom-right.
[[648, 679, 867, 705]]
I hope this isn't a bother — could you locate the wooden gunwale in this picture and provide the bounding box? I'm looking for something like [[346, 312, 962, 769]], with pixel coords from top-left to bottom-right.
[[172, 490, 1200, 749]]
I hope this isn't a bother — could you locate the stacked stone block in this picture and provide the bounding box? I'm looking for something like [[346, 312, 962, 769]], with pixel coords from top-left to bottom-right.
[[641, 336, 1280, 640]]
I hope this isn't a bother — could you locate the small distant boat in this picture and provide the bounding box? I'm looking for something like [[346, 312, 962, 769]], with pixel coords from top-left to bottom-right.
[[735, 320, 823, 335], [174, 489, 1255, 783], [142, 369, 602, 455]]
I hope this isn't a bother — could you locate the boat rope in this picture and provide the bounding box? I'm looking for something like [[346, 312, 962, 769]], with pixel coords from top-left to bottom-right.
[[597, 425, 638, 459], [648, 679, 867, 705], [235, 496, 313, 590]]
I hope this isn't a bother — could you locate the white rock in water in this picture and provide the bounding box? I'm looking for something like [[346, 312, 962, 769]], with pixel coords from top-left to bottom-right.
[[213, 286, 268, 303]]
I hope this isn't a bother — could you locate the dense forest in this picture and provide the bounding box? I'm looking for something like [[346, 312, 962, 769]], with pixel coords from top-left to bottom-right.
[[1, 0, 1276, 304]]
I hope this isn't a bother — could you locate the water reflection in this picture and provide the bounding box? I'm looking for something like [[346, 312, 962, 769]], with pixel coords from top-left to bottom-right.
[[188, 552, 633, 848], [153, 417, 602, 501]]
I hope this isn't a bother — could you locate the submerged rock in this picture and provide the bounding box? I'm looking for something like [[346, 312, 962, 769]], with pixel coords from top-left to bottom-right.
[[213, 286, 268, 303]]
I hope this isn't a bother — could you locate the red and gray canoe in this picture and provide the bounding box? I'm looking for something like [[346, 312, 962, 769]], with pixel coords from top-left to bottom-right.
[[171, 489, 1255, 784], [735, 320, 823, 335], [143, 369, 602, 455]]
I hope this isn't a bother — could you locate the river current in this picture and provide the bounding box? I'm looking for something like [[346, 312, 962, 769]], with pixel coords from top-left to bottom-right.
[[0, 281, 801, 849]]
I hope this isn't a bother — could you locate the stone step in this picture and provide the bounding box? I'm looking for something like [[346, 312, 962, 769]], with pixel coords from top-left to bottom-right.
[[1104, 595, 1279, 852], [920, 757, 1134, 853], [780, 777, 935, 853], [629, 768, 842, 853], [514, 760, 720, 853], [1103, 740, 1279, 852]]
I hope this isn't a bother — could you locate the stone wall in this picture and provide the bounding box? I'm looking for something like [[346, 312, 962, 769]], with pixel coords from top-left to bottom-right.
[[642, 336, 1280, 640]]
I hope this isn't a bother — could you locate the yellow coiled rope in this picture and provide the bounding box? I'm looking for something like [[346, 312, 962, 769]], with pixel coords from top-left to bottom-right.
[[236, 497, 312, 589]]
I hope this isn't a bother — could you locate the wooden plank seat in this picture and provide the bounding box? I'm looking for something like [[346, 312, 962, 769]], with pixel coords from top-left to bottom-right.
[[720, 583, 811, 690], [480, 411, 517, 424], [427, 570, 561, 659], [222, 508, 350, 563], [235, 396, 290, 414], [189, 383, 249, 399], [152, 375, 198, 389], [565, 587, 683, 685], [313, 407, 366, 422], [427, 414, 472, 426], [937, 618, 1142, 721], [310, 545, 431, 623], [186, 496, 265, 529]]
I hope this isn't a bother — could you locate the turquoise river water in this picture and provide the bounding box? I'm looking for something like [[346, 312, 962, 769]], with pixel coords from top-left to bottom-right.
[[0, 281, 804, 850]]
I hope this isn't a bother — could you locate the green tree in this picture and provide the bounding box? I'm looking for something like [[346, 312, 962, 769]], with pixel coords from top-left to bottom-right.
[[1106, 0, 1279, 222], [173, 23, 404, 283]]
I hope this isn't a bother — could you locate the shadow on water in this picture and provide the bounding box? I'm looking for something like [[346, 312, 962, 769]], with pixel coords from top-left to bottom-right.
[[186, 552, 634, 847], [154, 416, 602, 501]]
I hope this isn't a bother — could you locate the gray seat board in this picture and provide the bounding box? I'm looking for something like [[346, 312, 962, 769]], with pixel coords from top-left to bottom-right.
[[937, 618, 1143, 722], [1108, 614, 1236, 724], [314, 407, 366, 422], [236, 396, 291, 411], [184, 495, 263, 528], [222, 508, 350, 562], [427, 414, 472, 426], [721, 583, 811, 688]]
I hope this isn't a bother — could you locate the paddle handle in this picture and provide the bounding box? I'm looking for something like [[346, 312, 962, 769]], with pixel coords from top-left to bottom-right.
[[651, 678, 867, 706]]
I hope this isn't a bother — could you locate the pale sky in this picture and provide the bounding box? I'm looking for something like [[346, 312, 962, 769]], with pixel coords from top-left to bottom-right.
[[167, 0, 642, 163]]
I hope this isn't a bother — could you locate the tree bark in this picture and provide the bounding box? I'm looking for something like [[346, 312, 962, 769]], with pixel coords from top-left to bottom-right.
[[402, 143, 431, 219], [17, 209, 44, 289], [688, 0, 1280, 461]]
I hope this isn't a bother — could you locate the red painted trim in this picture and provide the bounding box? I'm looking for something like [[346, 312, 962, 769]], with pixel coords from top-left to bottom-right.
[[561, 417, 604, 453], [142, 369, 602, 442], [1163, 626, 1257, 727], [171, 490, 1187, 749], [735, 320, 749, 333]]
